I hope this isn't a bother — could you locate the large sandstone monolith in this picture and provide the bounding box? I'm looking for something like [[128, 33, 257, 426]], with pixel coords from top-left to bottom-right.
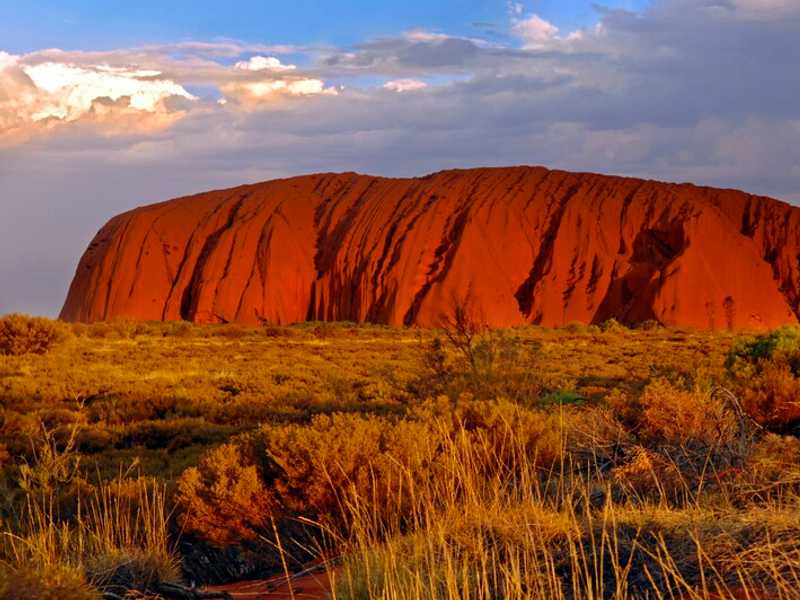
[[61, 166, 800, 330]]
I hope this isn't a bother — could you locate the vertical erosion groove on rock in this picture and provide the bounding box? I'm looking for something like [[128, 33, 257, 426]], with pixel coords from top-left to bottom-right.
[[61, 166, 800, 330]]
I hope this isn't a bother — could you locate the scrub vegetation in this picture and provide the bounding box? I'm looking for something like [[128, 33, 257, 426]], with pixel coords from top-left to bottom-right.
[[2, 312, 800, 598]]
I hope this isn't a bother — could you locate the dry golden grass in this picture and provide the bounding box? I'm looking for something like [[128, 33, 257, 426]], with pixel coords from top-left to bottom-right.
[[0, 474, 178, 599], [322, 409, 800, 600], [4, 317, 800, 598]]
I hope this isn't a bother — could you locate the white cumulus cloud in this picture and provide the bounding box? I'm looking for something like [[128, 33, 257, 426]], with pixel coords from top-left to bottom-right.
[[21, 62, 196, 122], [405, 30, 450, 42], [221, 77, 338, 107], [513, 14, 559, 48], [246, 78, 334, 96], [383, 79, 427, 93], [0, 51, 18, 71], [0, 57, 197, 142], [233, 55, 297, 72]]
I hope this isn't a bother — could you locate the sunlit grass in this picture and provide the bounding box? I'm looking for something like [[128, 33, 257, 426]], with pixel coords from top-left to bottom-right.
[[3, 316, 800, 598], [323, 415, 800, 600], [1, 476, 178, 599]]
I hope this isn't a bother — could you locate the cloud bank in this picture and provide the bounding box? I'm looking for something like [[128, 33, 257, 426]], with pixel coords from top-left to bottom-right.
[[1, 0, 800, 316]]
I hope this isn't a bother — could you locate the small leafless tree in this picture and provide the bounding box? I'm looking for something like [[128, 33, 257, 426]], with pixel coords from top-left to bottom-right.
[[439, 291, 487, 374]]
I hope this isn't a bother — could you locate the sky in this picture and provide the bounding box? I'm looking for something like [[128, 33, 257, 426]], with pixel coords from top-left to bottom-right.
[[0, 1, 649, 52], [1, 0, 799, 316]]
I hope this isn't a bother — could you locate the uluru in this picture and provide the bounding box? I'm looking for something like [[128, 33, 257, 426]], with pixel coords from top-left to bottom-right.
[[61, 166, 800, 330]]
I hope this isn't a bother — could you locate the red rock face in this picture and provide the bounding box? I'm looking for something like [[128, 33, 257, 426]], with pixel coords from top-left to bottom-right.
[[61, 166, 800, 330]]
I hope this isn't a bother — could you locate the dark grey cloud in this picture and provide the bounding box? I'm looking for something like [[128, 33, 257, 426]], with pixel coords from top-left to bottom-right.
[[1, 0, 799, 316]]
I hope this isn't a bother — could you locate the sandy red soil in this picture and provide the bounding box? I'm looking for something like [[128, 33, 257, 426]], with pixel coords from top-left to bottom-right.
[[205, 570, 332, 600]]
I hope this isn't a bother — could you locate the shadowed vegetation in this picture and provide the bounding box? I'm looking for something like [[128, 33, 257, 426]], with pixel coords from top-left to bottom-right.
[[4, 315, 800, 597]]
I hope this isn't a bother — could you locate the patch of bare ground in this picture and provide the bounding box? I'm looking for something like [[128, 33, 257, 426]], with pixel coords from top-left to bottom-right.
[[206, 569, 333, 600]]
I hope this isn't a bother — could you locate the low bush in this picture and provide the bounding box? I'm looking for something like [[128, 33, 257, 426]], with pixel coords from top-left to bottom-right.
[[607, 380, 755, 501], [176, 439, 275, 545], [727, 328, 800, 431], [265, 412, 439, 524], [163, 321, 194, 338], [746, 365, 800, 431], [0, 314, 66, 356], [7, 319, 796, 597], [742, 432, 800, 498], [119, 418, 235, 450], [176, 398, 571, 543], [726, 327, 800, 375], [637, 380, 740, 450], [411, 397, 567, 472], [413, 331, 543, 403], [75, 426, 116, 454], [262, 324, 292, 338], [634, 319, 662, 331], [561, 321, 589, 334], [207, 324, 251, 339], [1, 461, 178, 600], [85, 322, 113, 339], [600, 317, 628, 333]]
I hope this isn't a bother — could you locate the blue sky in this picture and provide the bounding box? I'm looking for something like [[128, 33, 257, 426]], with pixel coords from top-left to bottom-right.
[[0, 1, 649, 53]]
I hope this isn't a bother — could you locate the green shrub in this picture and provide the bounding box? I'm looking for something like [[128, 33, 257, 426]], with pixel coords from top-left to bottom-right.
[[726, 328, 800, 430], [726, 327, 800, 375], [539, 390, 584, 408], [0, 314, 65, 356]]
